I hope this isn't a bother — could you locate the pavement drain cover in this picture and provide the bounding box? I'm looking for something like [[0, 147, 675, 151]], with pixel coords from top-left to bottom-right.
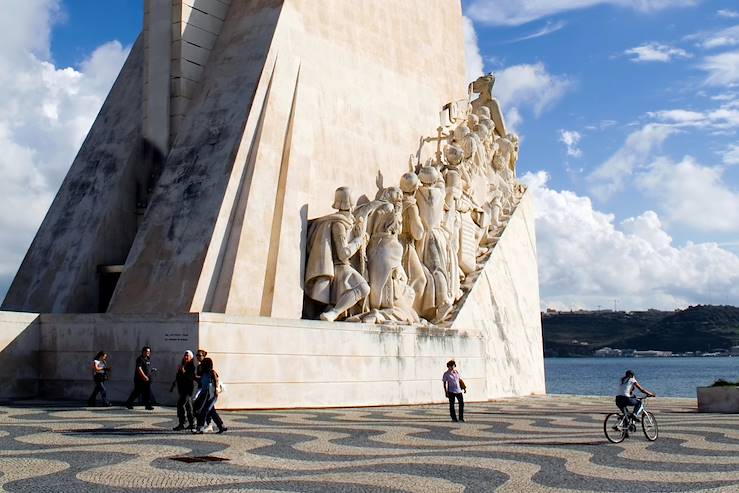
[[170, 456, 230, 463]]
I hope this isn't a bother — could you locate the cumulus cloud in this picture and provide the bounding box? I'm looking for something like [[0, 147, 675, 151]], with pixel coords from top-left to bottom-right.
[[717, 10, 739, 19], [492, 62, 572, 133], [462, 16, 484, 82], [559, 129, 582, 157], [0, 0, 129, 300], [648, 103, 739, 129], [466, 0, 698, 26], [624, 42, 692, 62], [698, 25, 739, 49], [588, 124, 676, 200], [635, 156, 739, 233], [522, 171, 739, 310], [700, 50, 739, 86], [722, 144, 739, 165]]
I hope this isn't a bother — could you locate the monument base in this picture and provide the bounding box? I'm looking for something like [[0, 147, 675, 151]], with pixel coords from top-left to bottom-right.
[[0, 193, 544, 408]]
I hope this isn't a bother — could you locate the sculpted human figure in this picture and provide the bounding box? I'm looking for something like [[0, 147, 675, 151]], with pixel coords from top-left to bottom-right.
[[469, 74, 507, 137], [475, 106, 498, 159], [415, 166, 453, 321], [492, 137, 515, 209], [304, 187, 370, 322], [399, 172, 432, 316], [443, 170, 463, 299], [358, 186, 418, 323], [453, 124, 488, 206], [507, 133, 520, 178]]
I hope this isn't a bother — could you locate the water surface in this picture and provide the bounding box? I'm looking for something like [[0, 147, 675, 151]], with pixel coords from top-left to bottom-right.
[[545, 357, 739, 398]]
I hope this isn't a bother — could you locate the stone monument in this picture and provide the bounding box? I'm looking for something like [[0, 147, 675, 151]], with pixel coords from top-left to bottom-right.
[[0, 0, 544, 408]]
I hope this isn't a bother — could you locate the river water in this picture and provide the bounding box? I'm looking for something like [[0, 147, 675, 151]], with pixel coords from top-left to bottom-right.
[[545, 357, 739, 398]]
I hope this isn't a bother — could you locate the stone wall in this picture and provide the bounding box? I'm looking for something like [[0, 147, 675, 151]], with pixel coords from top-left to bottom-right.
[[452, 192, 546, 398], [0, 312, 40, 399], [199, 314, 487, 408]]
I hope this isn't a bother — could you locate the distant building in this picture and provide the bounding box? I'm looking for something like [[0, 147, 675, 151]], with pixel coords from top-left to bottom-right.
[[594, 347, 622, 357], [633, 350, 672, 357]]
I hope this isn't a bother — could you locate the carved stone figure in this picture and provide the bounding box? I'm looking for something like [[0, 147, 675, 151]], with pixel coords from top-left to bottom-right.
[[352, 186, 419, 324], [399, 172, 432, 316], [304, 187, 370, 322], [507, 132, 520, 177], [443, 170, 463, 299], [470, 74, 507, 137], [303, 77, 525, 326], [415, 166, 453, 321]]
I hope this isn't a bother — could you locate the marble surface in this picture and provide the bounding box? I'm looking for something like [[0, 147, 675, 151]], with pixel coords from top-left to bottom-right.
[[452, 191, 546, 398]]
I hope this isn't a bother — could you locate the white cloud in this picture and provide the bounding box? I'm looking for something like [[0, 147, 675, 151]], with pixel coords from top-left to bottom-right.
[[559, 129, 582, 157], [588, 124, 676, 200], [462, 16, 484, 82], [624, 42, 692, 62], [506, 20, 567, 43], [700, 50, 739, 86], [635, 156, 739, 233], [699, 25, 739, 49], [521, 171, 739, 310], [648, 102, 739, 129], [722, 144, 739, 165], [718, 10, 739, 19], [0, 0, 129, 300], [505, 107, 523, 134], [494, 62, 572, 117], [466, 0, 698, 26]]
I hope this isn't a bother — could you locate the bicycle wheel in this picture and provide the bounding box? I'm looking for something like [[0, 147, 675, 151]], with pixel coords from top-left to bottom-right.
[[604, 413, 627, 443], [641, 411, 658, 441]]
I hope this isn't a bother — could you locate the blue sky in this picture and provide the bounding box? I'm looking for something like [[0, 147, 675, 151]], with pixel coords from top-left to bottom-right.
[[0, 0, 738, 311]]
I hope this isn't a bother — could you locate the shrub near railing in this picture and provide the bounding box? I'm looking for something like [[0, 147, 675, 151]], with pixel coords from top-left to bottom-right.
[[711, 379, 739, 387]]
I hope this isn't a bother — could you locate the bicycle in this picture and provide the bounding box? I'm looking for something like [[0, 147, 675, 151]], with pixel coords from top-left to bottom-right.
[[603, 396, 658, 443]]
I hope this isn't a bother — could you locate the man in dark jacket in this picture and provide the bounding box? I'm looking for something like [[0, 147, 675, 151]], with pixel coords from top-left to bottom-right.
[[125, 346, 155, 410]]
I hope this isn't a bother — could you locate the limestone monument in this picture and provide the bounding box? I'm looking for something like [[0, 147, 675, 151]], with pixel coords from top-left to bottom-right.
[[0, 0, 545, 408]]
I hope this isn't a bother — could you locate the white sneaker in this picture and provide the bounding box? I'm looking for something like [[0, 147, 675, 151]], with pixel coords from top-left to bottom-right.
[[203, 423, 214, 433]]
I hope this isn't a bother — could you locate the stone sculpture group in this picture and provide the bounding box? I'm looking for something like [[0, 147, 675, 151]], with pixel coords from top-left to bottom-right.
[[305, 75, 525, 325]]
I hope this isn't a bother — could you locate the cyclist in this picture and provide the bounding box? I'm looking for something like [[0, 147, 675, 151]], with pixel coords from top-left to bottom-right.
[[616, 370, 655, 421]]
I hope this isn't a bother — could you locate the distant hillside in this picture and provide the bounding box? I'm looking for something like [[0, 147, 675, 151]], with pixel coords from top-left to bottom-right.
[[542, 305, 739, 357]]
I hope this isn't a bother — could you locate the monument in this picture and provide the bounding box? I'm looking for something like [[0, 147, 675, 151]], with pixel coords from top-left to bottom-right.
[[0, 0, 544, 408]]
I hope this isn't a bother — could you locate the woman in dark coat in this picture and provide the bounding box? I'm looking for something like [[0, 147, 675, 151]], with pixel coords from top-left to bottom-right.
[[192, 357, 227, 434], [171, 350, 196, 430]]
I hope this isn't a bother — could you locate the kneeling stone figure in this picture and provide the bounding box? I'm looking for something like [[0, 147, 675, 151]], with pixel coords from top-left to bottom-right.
[[305, 187, 370, 322]]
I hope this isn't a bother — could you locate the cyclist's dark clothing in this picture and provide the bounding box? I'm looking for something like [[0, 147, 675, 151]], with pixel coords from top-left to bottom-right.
[[615, 395, 641, 415]]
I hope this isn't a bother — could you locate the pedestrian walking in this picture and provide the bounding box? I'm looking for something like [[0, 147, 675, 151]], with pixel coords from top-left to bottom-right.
[[194, 348, 213, 431], [125, 346, 155, 410], [87, 351, 111, 407], [171, 350, 196, 430], [442, 359, 466, 422], [192, 357, 227, 434]]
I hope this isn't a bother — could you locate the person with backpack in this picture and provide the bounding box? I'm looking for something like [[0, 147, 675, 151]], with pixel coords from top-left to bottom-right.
[[87, 351, 111, 407], [442, 359, 466, 422], [192, 357, 227, 434]]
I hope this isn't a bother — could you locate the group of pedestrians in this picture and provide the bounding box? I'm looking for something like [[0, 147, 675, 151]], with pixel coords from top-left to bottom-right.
[[90, 354, 652, 430], [87, 346, 227, 434], [170, 349, 227, 434]]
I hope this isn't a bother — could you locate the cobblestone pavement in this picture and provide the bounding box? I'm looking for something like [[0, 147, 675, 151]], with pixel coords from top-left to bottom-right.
[[0, 395, 737, 492]]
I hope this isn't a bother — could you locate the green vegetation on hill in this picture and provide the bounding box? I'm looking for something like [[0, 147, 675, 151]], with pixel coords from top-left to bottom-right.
[[542, 305, 739, 357]]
